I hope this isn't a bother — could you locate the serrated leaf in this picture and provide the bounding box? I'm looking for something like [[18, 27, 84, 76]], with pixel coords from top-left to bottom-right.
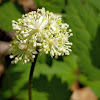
[[65, 0, 100, 97]]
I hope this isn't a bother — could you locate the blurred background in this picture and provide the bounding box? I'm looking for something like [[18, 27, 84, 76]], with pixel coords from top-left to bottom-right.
[[0, 0, 100, 100]]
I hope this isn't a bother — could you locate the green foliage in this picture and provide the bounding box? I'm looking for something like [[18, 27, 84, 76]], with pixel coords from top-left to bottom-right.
[[0, 1, 22, 32], [1, 0, 100, 99], [64, 0, 100, 97], [34, 0, 65, 13], [87, 0, 100, 11], [2, 58, 73, 100]]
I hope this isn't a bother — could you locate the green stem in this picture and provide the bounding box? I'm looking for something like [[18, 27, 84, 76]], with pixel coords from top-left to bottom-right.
[[28, 53, 38, 100]]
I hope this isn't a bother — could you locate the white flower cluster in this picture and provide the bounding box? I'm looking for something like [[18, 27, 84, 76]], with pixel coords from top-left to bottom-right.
[[10, 8, 73, 64]]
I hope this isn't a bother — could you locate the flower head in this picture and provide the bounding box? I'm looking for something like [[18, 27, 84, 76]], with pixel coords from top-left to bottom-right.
[[10, 7, 73, 64]]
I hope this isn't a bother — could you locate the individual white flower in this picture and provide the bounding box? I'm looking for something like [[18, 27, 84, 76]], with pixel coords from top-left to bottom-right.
[[10, 7, 73, 64]]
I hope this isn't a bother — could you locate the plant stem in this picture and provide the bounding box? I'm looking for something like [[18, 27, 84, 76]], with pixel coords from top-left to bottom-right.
[[28, 53, 38, 100]]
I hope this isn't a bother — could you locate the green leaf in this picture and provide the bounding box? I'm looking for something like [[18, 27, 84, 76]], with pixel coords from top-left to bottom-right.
[[64, 0, 100, 97], [34, 0, 65, 13], [0, 1, 22, 32], [2, 58, 73, 100], [87, 0, 100, 11]]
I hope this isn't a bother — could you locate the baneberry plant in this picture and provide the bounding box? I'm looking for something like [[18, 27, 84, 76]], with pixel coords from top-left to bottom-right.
[[10, 8, 73, 100]]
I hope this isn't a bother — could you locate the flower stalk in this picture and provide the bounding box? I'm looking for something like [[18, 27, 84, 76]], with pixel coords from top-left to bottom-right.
[[28, 53, 38, 100]]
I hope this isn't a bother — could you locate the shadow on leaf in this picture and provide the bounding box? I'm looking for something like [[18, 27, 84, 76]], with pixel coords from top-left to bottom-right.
[[21, 74, 72, 100], [90, 25, 100, 69]]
